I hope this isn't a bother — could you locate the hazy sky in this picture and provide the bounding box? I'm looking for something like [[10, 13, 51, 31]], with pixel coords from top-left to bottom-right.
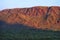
[[0, 0, 60, 10]]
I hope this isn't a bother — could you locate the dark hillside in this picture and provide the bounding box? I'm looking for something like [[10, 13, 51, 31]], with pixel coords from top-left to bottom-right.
[[0, 20, 60, 40]]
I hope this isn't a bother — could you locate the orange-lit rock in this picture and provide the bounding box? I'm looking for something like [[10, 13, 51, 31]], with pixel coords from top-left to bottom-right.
[[0, 6, 60, 31]]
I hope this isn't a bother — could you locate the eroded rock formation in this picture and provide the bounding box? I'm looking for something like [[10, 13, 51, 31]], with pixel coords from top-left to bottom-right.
[[0, 6, 60, 31]]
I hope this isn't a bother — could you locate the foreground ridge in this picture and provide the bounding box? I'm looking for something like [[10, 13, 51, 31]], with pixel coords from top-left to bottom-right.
[[0, 6, 60, 31]]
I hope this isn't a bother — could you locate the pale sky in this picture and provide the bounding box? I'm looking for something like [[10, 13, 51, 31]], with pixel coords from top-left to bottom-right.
[[0, 0, 60, 10]]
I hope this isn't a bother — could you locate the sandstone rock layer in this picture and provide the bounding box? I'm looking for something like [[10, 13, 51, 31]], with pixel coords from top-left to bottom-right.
[[0, 6, 60, 31]]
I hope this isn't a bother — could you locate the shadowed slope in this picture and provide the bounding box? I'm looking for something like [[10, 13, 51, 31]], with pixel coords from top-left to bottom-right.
[[0, 20, 60, 40], [0, 6, 60, 31]]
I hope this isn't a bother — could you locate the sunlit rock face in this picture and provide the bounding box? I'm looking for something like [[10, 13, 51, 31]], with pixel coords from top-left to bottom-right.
[[0, 6, 60, 31]]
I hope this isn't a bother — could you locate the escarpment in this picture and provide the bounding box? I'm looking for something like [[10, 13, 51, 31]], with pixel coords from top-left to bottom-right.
[[0, 6, 60, 31]]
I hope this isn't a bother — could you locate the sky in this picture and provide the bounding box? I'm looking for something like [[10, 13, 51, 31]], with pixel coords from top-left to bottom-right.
[[0, 0, 60, 10]]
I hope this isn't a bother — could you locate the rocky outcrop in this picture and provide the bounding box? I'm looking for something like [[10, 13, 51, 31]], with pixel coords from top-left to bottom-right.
[[0, 6, 60, 31]]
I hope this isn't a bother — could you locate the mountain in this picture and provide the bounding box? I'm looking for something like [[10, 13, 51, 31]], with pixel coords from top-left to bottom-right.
[[0, 6, 60, 31]]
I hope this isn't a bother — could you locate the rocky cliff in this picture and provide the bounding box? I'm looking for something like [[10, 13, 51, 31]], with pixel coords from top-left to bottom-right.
[[0, 6, 60, 31]]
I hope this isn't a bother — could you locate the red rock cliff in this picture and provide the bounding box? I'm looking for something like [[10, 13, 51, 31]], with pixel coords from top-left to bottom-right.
[[0, 6, 60, 31]]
